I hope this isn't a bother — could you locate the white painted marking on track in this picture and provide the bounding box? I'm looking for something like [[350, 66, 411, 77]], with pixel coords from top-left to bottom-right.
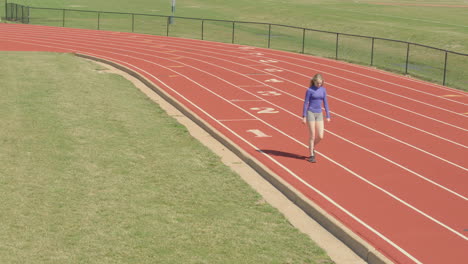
[[238, 46, 256, 50], [259, 59, 279, 63], [264, 78, 284, 83], [257, 91, 282, 96], [441, 94, 464, 98], [246, 129, 272, 137], [264, 68, 284, 72], [218, 119, 258, 122], [250, 107, 279, 114], [237, 85, 267, 87], [230, 99, 264, 102]]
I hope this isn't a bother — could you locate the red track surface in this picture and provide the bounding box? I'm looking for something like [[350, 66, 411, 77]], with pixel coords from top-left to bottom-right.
[[1, 24, 467, 264]]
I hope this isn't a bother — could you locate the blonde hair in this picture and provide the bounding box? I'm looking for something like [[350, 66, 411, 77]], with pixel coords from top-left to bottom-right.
[[310, 73, 324, 87]]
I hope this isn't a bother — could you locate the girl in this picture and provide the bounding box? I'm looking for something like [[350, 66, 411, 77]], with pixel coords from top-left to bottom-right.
[[302, 74, 331, 163]]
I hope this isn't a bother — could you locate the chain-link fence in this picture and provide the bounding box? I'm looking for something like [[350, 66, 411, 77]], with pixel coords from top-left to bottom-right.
[[5, 3, 467, 90]]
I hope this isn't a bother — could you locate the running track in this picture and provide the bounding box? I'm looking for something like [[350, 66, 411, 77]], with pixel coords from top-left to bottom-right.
[[1, 24, 467, 264]]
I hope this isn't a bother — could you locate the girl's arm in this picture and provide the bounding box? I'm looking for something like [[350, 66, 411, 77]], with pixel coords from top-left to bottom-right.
[[302, 89, 311, 117], [323, 89, 331, 119]]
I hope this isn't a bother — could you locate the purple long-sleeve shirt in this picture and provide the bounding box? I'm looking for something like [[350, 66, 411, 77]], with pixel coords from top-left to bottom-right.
[[302, 85, 330, 118]]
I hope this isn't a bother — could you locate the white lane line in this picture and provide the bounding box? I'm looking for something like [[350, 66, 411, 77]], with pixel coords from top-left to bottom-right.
[[218, 119, 258, 122], [230, 99, 264, 101]]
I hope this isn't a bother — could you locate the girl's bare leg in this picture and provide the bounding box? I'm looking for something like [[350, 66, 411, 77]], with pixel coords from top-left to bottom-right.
[[314, 120, 325, 148], [307, 121, 316, 157]]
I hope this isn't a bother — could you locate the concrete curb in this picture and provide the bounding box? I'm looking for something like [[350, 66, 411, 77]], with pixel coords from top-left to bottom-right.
[[75, 53, 394, 264]]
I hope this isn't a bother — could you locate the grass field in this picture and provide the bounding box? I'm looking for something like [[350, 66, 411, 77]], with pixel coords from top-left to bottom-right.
[[0, 52, 334, 263]]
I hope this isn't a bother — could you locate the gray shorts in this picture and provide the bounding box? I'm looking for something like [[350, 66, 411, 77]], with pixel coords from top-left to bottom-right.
[[307, 111, 323, 122]]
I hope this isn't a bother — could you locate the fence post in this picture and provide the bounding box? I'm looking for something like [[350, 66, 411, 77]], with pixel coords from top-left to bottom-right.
[[62, 9, 65, 27], [132, 14, 134, 32], [26, 5, 29, 24], [232, 21, 235, 44], [301, 28, 306, 54], [268, 24, 271, 48], [5, 0, 7, 20], [443, 51, 448, 86], [201, 20, 204, 40], [97, 12, 100, 30], [335, 33, 339, 60], [371, 37, 375, 66], [405, 43, 410, 74], [166, 16, 169, 36]]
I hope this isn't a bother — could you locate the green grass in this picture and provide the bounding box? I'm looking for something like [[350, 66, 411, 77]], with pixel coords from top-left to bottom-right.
[[0, 52, 334, 263]]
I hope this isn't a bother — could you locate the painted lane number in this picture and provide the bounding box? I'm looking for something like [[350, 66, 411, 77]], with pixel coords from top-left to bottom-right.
[[259, 59, 278, 63], [264, 68, 283, 72], [265, 79, 283, 83], [257, 91, 282, 96], [247, 129, 271, 138], [250, 107, 278, 114]]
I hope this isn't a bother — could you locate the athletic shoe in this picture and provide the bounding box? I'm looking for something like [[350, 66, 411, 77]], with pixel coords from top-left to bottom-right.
[[308, 155, 316, 163]]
